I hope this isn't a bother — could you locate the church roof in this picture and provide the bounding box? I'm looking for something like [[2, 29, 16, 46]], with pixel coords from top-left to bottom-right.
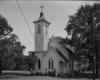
[[56, 45, 70, 61], [34, 12, 50, 25], [56, 44, 77, 62], [48, 38, 78, 61]]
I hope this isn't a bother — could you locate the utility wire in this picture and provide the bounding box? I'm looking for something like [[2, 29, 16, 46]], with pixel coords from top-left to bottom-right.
[[16, 0, 34, 40]]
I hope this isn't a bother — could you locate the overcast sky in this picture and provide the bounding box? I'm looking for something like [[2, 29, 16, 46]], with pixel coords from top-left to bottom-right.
[[0, 0, 98, 55]]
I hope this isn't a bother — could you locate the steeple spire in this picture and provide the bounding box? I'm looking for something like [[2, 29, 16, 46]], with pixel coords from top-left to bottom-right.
[[40, 5, 44, 12], [40, 5, 44, 18], [34, 6, 50, 25]]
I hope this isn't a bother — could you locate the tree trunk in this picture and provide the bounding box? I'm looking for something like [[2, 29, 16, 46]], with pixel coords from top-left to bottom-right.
[[0, 59, 2, 74], [95, 40, 100, 77], [0, 51, 3, 74], [96, 61, 99, 77], [0, 68, 2, 74]]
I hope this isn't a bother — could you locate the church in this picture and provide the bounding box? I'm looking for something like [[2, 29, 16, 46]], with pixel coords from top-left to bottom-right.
[[33, 6, 78, 76]]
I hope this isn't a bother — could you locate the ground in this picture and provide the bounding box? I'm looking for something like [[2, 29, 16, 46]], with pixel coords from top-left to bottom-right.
[[0, 76, 99, 80], [0, 71, 99, 80]]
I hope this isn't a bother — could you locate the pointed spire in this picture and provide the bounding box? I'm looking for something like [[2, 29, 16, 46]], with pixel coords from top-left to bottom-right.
[[40, 5, 44, 12], [40, 5, 44, 18]]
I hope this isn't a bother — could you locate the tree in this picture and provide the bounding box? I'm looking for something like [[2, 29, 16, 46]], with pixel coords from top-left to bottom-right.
[[24, 51, 38, 74], [0, 15, 26, 73], [0, 15, 13, 73], [65, 3, 100, 75], [1, 34, 26, 70]]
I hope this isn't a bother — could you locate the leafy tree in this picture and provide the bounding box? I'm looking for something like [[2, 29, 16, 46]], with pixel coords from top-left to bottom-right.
[[0, 15, 26, 73], [0, 15, 13, 73], [24, 51, 38, 74], [1, 34, 26, 70], [65, 3, 100, 75]]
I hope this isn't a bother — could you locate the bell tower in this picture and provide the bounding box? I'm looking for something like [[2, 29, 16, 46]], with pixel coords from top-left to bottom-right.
[[34, 6, 50, 51]]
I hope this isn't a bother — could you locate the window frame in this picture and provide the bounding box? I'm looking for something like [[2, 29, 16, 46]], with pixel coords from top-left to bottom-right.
[[38, 59, 41, 69], [48, 58, 53, 70]]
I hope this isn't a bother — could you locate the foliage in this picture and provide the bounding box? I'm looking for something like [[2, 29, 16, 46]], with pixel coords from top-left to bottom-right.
[[65, 3, 100, 72], [1, 34, 26, 70], [0, 15, 13, 38], [0, 15, 13, 73], [0, 15, 26, 72], [65, 3, 100, 50], [24, 51, 38, 74]]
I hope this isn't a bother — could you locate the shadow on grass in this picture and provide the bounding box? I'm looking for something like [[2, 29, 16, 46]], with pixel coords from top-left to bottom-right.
[[57, 73, 100, 79], [0, 72, 33, 79], [0, 71, 100, 79], [0, 73, 18, 79]]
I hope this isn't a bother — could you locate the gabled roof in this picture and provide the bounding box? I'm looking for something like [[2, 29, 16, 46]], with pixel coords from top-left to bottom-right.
[[56, 44, 70, 61], [64, 45, 78, 60], [56, 44, 78, 61], [56, 47, 69, 61], [48, 38, 77, 61]]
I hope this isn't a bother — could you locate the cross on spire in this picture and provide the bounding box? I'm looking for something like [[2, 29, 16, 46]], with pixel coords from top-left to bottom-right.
[[40, 5, 44, 12]]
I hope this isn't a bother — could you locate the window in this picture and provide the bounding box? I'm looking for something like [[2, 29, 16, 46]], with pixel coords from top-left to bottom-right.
[[48, 58, 53, 70], [52, 60, 53, 69], [38, 59, 41, 69], [48, 60, 51, 69], [38, 25, 41, 34]]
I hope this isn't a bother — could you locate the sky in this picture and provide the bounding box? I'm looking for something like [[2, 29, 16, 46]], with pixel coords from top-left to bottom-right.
[[0, 0, 98, 55]]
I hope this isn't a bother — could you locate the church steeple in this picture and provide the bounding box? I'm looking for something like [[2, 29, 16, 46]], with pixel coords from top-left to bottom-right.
[[34, 6, 50, 25], [34, 6, 51, 51]]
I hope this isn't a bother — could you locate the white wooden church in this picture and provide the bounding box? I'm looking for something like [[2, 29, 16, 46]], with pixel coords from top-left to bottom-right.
[[33, 6, 78, 76]]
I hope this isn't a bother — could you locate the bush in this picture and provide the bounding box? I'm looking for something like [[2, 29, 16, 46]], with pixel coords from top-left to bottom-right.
[[48, 70, 56, 77]]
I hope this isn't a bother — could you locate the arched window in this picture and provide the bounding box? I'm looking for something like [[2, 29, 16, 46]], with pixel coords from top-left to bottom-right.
[[38, 59, 41, 69], [48, 60, 51, 69], [38, 25, 41, 34], [48, 58, 53, 70]]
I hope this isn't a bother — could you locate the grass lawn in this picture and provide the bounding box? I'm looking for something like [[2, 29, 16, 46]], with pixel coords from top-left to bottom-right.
[[0, 70, 99, 80]]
